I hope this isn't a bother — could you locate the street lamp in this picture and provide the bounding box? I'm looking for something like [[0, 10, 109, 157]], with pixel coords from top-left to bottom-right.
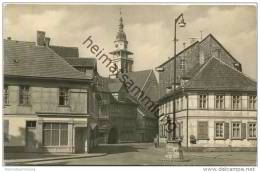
[[172, 13, 186, 140]]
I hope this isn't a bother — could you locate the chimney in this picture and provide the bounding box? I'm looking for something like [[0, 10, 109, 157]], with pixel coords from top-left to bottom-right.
[[37, 31, 46, 46], [45, 37, 51, 47]]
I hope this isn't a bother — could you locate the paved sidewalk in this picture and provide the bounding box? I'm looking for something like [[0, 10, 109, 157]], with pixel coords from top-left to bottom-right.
[[4, 152, 107, 165]]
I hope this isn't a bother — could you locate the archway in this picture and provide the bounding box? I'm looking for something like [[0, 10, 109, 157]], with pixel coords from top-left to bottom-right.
[[108, 127, 118, 144]]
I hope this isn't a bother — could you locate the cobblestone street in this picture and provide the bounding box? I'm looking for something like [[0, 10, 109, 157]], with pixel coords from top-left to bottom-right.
[[5, 143, 257, 166]]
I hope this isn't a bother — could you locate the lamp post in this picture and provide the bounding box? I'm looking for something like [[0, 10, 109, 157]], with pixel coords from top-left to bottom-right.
[[172, 13, 186, 140]]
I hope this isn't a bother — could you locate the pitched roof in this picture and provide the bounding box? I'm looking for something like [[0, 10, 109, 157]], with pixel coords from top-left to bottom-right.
[[49, 45, 79, 57], [127, 69, 153, 89], [104, 69, 153, 93], [157, 34, 241, 69], [157, 41, 200, 68], [4, 39, 92, 80], [185, 57, 256, 91], [64, 57, 96, 67]]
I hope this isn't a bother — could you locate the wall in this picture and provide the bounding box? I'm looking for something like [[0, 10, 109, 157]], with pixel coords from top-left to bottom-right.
[[158, 92, 257, 149], [109, 102, 137, 143], [4, 78, 94, 152], [4, 84, 89, 115]]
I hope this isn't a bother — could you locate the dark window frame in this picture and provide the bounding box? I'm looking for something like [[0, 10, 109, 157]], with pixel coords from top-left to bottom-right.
[[214, 121, 225, 139], [248, 95, 256, 110], [231, 121, 242, 139], [231, 95, 242, 110], [198, 94, 208, 109], [247, 122, 256, 139], [59, 88, 70, 106], [19, 85, 30, 106], [215, 94, 225, 109]]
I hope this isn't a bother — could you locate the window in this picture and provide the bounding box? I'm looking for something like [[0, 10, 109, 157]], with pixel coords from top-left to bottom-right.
[[197, 121, 208, 140], [215, 94, 225, 109], [19, 86, 30, 105], [4, 85, 9, 105], [198, 94, 207, 109], [248, 122, 256, 139], [4, 120, 9, 143], [231, 122, 241, 139], [43, 123, 68, 146], [232, 95, 241, 110], [180, 59, 185, 70], [26, 121, 36, 128], [248, 96, 256, 110], [215, 122, 224, 139], [59, 88, 69, 106]]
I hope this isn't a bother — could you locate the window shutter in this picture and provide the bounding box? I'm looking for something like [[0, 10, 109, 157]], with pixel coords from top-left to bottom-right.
[[241, 123, 246, 139], [198, 121, 208, 139], [224, 122, 229, 139]]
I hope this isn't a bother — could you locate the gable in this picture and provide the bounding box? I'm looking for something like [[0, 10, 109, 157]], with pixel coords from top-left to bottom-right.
[[200, 34, 242, 71]]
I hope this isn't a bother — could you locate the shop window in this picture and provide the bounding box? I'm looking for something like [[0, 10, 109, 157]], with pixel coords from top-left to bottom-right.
[[43, 123, 68, 146]]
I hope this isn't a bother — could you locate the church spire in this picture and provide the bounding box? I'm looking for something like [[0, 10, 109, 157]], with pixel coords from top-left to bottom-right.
[[115, 8, 127, 42], [109, 8, 134, 75], [118, 8, 124, 32]]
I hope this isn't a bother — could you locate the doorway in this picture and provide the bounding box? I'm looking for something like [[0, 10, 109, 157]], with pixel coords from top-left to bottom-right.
[[75, 127, 85, 153], [108, 127, 118, 144], [25, 121, 37, 152]]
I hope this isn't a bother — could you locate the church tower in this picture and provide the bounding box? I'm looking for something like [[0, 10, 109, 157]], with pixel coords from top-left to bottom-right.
[[109, 9, 134, 73]]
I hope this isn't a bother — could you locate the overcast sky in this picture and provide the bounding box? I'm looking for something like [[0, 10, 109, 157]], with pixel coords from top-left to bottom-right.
[[3, 4, 257, 79]]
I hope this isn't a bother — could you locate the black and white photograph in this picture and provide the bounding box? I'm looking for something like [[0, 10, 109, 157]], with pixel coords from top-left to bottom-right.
[[1, 1, 258, 169]]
